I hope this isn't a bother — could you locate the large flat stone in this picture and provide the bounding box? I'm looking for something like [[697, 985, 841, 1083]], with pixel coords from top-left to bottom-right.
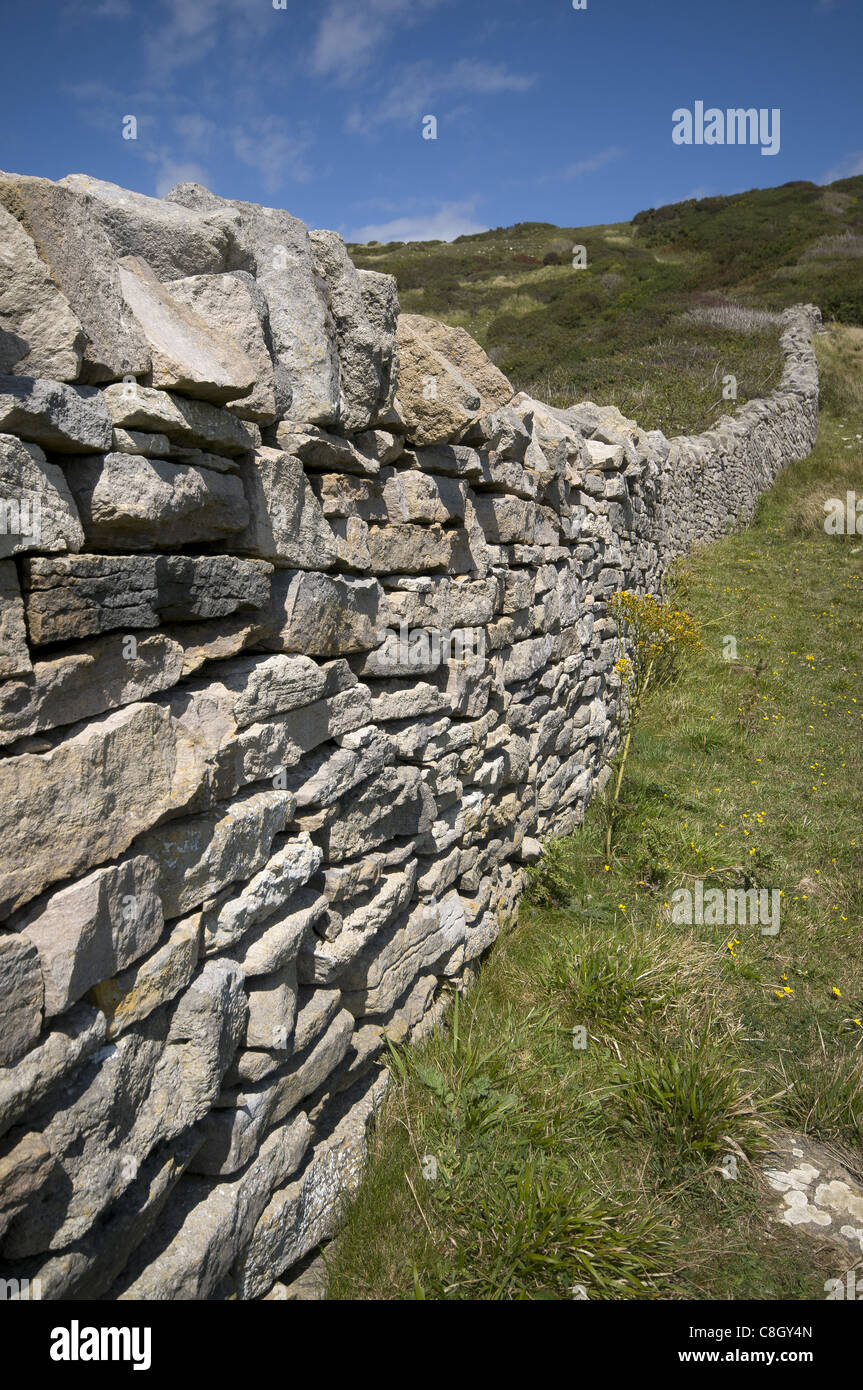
[[261, 571, 383, 656], [236, 448, 338, 568], [0, 433, 83, 557], [167, 184, 339, 425], [381, 468, 465, 524], [102, 382, 259, 455], [167, 273, 278, 424], [0, 376, 112, 453], [60, 174, 237, 281], [0, 203, 85, 380], [117, 256, 256, 405], [0, 631, 184, 747], [21, 553, 272, 645], [0, 933, 44, 1066], [274, 420, 382, 476], [65, 451, 249, 550], [396, 314, 512, 446], [0, 701, 178, 918], [13, 856, 165, 1018], [366, 522, 455, 574], [0, 172, 151, 383]]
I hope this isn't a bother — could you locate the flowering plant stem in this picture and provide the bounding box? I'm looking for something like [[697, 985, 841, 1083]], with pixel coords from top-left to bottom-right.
[[605, 657, 654, 860]]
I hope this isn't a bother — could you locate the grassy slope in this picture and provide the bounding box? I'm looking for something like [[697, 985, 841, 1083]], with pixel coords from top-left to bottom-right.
[[326, 331, 863, 1302], [349, 177, 863, 435]]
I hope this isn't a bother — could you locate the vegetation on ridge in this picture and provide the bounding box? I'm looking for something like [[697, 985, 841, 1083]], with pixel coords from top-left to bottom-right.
[[349, 177, 863, 435]]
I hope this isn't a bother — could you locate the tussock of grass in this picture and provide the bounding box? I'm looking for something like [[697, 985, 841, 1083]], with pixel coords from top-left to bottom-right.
[[681, 303, 784, 334], [772, 1051, 863, 1143], [609, 1031, 770, 1162], [801, 231, 863, 261]]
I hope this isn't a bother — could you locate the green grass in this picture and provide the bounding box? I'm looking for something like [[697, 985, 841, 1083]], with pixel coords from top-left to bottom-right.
[[348, 176, 863, 434], [325, 331, 863, 1301]]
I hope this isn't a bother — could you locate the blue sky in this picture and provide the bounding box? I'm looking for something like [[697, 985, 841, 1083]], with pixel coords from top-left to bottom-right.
[[1, 0, 861, 242]]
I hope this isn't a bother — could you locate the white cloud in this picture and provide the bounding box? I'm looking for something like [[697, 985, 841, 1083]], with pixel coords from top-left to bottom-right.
[[311, 0, 449, 81], [351, 200, 486, 243], [173, 113, 218, 154], [231, 118, 314, 193], [144, 0, 272, 75], [153, 158, 213, 198], [539, 146, 625, 183], [347, 58, 535, 132], [822, 151, 863, 183], [62, 0, 133, 19]]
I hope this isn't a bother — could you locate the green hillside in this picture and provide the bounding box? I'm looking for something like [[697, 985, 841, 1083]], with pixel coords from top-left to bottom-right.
[[348, 178, 863, 435]]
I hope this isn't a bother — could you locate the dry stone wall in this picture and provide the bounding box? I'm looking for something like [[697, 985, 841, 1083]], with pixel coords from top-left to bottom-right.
[[0, 171, 820, 1299]]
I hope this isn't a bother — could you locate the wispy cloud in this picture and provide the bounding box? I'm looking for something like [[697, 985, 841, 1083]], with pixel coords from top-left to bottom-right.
[[347, 58, 535, 132], [822, 150, 863, 182], [351, 199, 487, 244], [143, 0, 273, 75], [311, 0, 450, 81], [62, 0, 133, 20], [231, 118, 314, 193], [539, 146, 626, 183], [152, 157, 213, 199]]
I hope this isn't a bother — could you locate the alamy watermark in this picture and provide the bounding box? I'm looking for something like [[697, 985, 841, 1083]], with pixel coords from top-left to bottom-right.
[[671, 879, 780, 936], [825, 1269, 863, 1299], [672, 102, 780, 156], [378, 622, 486, 674], [824, 491, 863, 535], [0, 495, 41, 545], [0, 1277, 41, 1300]]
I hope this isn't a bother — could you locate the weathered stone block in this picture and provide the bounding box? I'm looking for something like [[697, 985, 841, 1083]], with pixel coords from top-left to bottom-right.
[[0, 631, 184, 747], [90, 915, 202, 1039], [167, 271, 278, 423], [60, 174, 237, 281], [167, 184, 340, 426], [102, 382, 259, 455], [0, 560, 31, 679], [310, 230, 397, 431], [262, 570, 383, 656], [0, 171, 151, 382], [0, 702, 178, 919], [0, 933, 44, 1066], [0, 376, 112, 453], [64, 451, 249, 550], [21, 553, 272, 645], [0, 203, 85, 381], [14, 856, 165, 1019], [236, 448, 338, 568], [135, 788, 294, 919], [116, 256, 256, 404]]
